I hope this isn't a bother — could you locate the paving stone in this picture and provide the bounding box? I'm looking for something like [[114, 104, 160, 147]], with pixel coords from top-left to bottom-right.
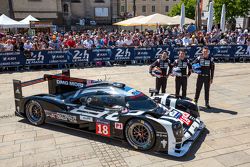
[[124, 154, 151, 167], [22, 150, 61, 166], [0, 144, 20, 155], [3, 131, 36, 142], [14, 137, 34, 144], [0, 157, 22, 167], [182, 158, 224, 167], [35, 134, 54, 141], [231, 133, 250, 144], [244, 149, 250, 156], [0, 135, 3, 142], [55, 135, 86, 145], [0, 141, 15, 147], [215, 151, 250, 167], [13, 149, 35, 157], [205, 137, 240, 150], [235, 163, 250, 167], [196, 142, 215, 154], [60, 145, 94, 157], [21, 138, 55, 151], [60, 161, 83, 167], [0, 153, 13, 160]]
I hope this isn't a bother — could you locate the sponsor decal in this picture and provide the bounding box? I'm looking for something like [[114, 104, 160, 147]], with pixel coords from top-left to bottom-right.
[[179, 112, 192, 126], [161, 139, 168, 149], [15, 88, 20, 94], [96, 119, 110, 137], [115, 48, 131, 60], [56, 79, 84, 88], [114, 122, 123, 130], [188, 115, 196, 121], [168, 110, 181, 118], [80, 115, 93, 122], [156, 132, 168, 138], [46, 111, 77, 123]]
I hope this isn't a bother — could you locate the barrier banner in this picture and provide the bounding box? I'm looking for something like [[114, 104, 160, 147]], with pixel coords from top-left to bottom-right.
[[46, 50, 70, 64], [150, 46, 169, 60], [67, 49, 90, 63], [24, 50, 47, 65], [234, 45, 250, 58], [134, 47, 152, 60], [0, 45, 249, 67], [111, 47, 134, 61], [211, 45, 234, 59], [90, 48, 112, 61], [0, 51, 24, 67]]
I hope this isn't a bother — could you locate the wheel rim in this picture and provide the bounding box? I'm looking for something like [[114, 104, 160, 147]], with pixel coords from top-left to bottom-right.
[[128, 123, 151, 147], [27, 102, 42, 123]]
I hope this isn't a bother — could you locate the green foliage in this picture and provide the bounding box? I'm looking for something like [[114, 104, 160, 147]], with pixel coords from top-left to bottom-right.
[[214, 0, 250, 23], [168, 0, 197, 19], [169, 0, 250, 24]]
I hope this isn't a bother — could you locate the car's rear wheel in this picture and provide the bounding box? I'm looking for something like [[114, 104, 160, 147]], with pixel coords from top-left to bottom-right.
[[25, 100, 45, 126], [125, 119, 155, 150]]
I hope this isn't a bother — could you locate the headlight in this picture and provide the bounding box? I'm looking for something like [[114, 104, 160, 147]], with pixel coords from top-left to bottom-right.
[[172, 121, 184, 141], [172, 121, 182, 130]]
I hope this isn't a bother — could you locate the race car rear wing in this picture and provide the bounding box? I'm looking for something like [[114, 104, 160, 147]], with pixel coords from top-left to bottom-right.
[[13, 70, 71, 112], [13, 69, 100, 113]]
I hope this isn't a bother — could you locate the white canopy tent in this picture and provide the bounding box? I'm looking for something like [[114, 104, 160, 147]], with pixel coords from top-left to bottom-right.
[[136, 13, 175, 26], [0, 14, 26, 29], [113, 16, 145, 26], [19, 15, 39, 28], [170, 15, 195, 25]]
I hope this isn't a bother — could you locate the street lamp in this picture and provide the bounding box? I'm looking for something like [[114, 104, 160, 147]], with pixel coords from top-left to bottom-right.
[[133, 0, 136, 17], [8, 0, 14, 19]]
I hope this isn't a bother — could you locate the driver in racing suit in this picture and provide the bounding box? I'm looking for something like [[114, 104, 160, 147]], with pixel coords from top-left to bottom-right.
[[172, 50, 192, 99], [193, 46, 215, 109], [149, 51, 172, 94]]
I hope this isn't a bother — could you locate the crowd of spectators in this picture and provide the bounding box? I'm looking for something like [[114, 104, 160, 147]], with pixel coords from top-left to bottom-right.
[[0, 25, 249, 52]]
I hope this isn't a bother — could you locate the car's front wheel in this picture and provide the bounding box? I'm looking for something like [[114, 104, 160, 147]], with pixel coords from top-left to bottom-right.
[[125, 119, 155, 150], [25, 100, 45, 126]]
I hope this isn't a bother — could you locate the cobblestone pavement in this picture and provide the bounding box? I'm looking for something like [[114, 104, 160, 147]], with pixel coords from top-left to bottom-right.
[[0, 63, 250, 167]]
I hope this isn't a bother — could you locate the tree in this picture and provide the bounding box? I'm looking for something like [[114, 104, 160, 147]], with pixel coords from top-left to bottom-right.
[[214, 0, 250, 23], [168, 0, 197, 19]]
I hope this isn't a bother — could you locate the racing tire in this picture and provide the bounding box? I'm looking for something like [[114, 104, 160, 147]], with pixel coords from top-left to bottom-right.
[[125, 119, 155, 151], [25, 100, 45, 126]]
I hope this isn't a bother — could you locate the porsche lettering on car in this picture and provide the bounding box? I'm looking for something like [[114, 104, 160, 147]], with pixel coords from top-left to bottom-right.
[[13, 70, 205, 157]]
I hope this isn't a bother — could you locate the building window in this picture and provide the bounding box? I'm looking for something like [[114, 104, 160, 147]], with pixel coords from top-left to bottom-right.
[[71, 0, 81, 3], [165, 6, 169, 12], [63, 4, 69, 13], [142, 6, 146, 13], [95, 0, 105, 3], [152, 6, 155, 12], [121, 6, 125, 12]]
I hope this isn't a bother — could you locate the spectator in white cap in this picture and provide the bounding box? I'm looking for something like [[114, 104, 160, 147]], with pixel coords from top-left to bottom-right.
[[237, 34, 246, 45], [4, 39, 13, 51]]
